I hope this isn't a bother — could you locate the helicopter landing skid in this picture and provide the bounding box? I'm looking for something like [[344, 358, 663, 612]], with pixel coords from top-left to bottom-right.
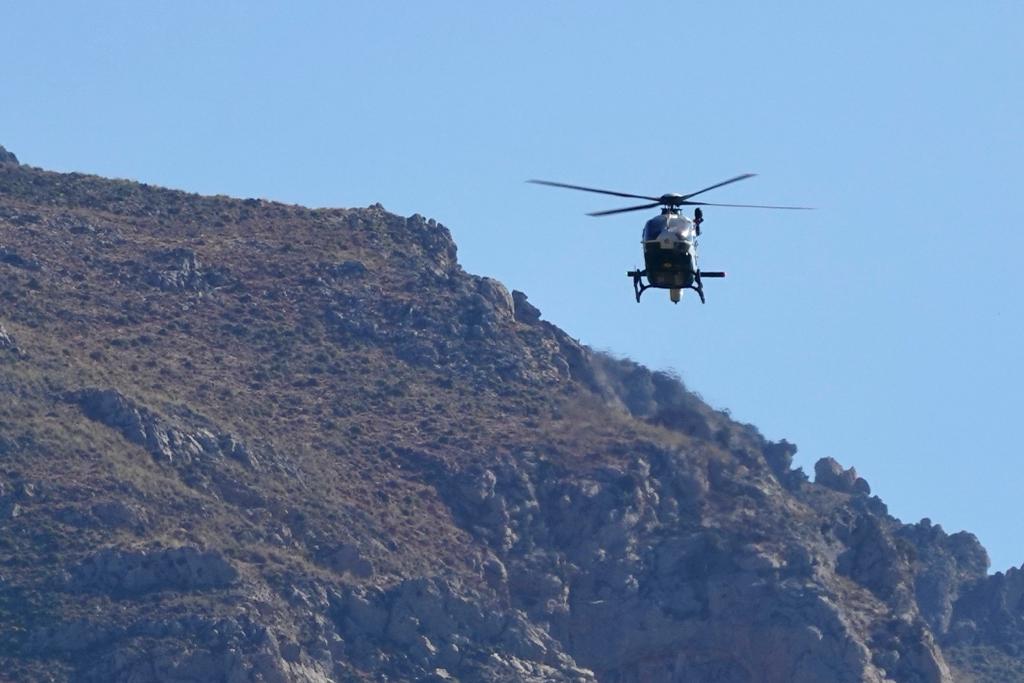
[[627, 269, 652, 303], [627, 270, 725, 305]]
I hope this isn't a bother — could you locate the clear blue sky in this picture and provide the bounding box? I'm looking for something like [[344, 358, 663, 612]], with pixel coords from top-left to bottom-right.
[[3, 2, 1022, 570]]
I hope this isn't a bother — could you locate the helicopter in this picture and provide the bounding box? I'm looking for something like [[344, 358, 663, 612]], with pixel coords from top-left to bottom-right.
[[529, 174, 811, 304]]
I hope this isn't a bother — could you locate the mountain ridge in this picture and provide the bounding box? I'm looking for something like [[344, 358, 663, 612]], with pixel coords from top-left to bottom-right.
[[1, 148, 1021, 682]]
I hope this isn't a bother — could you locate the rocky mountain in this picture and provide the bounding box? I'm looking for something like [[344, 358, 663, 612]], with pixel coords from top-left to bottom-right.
[[0, 147, 1022, 682]]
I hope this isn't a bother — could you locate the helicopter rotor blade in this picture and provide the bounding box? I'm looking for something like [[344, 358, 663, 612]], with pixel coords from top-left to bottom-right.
[[527, 179, 660, 202], [683, 201, 814, 210], [587, 202, 664, 217], [681, 173, 757, 201]]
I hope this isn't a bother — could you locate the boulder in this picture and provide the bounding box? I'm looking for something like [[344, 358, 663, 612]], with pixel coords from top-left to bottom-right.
[[815, 457, 870, 495], [512, 290, 542, 324], [321, 543, 375, 578], [0, 323, 16, 351], [91, 500, 147, 531], [477, 277, 514, 320], [326, 259, 367, 278], [0, 144, 17, 165]]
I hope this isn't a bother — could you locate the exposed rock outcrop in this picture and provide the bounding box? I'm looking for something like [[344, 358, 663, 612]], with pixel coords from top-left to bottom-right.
[[332, 578, 594, 681], [897, 519, 989, 638], [419, 446, 954, 682], [67, 545, 238, 596], [71, 388, 260, 469], [141, 248, 233, 292], [28, 613, 336, 683]]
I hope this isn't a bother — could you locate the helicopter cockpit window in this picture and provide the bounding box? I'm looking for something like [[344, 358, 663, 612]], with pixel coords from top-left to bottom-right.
[[643, 222, 662, 241]]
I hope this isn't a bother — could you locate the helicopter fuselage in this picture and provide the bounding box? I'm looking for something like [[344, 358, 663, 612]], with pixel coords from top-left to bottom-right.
[[627, 208, 724, 303], [641, 210, 698, 290]]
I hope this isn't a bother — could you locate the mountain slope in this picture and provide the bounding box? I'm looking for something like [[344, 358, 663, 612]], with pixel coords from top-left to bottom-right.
[[0, 147, 1018, 682]]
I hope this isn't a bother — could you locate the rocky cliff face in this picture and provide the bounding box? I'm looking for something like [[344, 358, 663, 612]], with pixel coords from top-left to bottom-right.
[[0, 148, 1021, 681]]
